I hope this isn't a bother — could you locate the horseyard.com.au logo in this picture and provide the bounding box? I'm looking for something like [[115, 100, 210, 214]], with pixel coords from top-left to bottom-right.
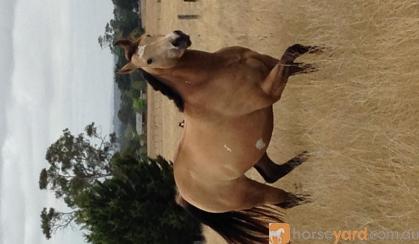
[[269, 223, 367, 244], [269, 223, 291, 244], [269, 223, 419, 243]]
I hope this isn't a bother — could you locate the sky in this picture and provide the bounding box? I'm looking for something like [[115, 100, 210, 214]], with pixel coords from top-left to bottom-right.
[[0, 0, 115, 244]]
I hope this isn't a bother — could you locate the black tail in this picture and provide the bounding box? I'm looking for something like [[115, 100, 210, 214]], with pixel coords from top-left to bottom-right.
[[180, 200, 285, 244]]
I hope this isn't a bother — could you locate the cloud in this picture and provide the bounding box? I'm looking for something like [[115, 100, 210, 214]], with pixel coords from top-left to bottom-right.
[[0, 0, 17, 241], [0, 0, 114, 244], [0, 0, 16, 162]]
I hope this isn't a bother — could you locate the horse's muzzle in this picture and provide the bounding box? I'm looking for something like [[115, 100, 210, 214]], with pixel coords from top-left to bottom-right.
[[172, 30, 192, 48]]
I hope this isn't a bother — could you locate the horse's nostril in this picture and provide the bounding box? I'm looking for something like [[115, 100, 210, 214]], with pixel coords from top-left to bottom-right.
[[172, 34, 191, 48], [171, 39, 180, 47]]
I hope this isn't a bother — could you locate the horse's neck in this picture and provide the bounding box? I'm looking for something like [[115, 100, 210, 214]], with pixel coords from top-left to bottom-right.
[[159, 50, 219, 83], [153, 50, 221, 98], [181, 50, 221, 67]]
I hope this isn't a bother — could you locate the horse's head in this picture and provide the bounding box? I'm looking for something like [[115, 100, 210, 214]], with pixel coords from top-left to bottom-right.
[[116, 30, 192, 74]]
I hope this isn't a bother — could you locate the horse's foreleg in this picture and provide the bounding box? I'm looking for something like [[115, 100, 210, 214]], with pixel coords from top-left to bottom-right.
[[255, 54, 279, 70], [260, 61, 289, 99], [260, 44, 319, 100], [254, 152, 309, 183]]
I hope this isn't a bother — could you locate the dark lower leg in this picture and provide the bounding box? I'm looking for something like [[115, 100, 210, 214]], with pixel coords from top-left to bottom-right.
[[281, 44, 323, 63], [287, 62, 318, 76], [254, 151, 309, 183], [280, 44, 321, 77]]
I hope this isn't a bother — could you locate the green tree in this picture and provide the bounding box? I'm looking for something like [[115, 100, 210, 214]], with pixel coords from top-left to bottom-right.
[[39, 123, 116, 207], [133, 98, 146, 113], [97, 0, 147, 142], [98, 2, 142, 51], [112, 0, 139, 11], [40, 208, 77, 239], [117, 93, 135, 125], [39, 124, 202, 243], [81, 154, 202, 244], [98, 23, 114, 49]]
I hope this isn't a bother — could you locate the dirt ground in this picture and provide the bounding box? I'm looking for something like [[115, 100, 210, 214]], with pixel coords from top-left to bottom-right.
[[143, 1, 419, 243]]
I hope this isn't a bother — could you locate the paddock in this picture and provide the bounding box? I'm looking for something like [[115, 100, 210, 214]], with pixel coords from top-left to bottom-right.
[[143, 1, 419, 243]]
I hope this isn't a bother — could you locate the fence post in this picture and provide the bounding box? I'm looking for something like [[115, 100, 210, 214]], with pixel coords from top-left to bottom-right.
[[177, 14, 200, 19]]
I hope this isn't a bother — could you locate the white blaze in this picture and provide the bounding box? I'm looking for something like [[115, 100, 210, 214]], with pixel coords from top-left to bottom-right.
[[137, 45, 145, 58]]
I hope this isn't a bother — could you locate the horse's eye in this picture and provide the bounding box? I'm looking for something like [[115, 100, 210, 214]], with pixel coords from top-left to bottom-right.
[[147, 58, 153, 65]]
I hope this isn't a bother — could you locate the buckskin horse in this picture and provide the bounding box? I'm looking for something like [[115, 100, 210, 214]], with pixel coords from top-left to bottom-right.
[[116, 31, 319, 243]]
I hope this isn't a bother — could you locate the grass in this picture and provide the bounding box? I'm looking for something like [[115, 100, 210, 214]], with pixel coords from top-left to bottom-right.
[[270, 1, 419, 242]]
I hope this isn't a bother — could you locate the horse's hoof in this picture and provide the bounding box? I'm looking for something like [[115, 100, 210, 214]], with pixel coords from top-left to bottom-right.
[[287, 44, 311, 55], [277, 192, 312, 209], [307, 46, 326, 54], [289, 151, 310, 167]]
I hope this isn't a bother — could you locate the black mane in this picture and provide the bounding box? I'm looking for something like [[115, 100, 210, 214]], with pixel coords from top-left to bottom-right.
[[140, 69, 185, 112]]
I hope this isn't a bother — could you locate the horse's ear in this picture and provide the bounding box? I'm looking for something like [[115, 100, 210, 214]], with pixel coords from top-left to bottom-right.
[[117, 62, 137, 75], [115, 39, 136, 61]]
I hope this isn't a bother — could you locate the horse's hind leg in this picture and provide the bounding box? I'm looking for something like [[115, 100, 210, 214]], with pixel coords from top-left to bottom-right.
[[227, 176, 310, 210], [254, 151, 309, 183]]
